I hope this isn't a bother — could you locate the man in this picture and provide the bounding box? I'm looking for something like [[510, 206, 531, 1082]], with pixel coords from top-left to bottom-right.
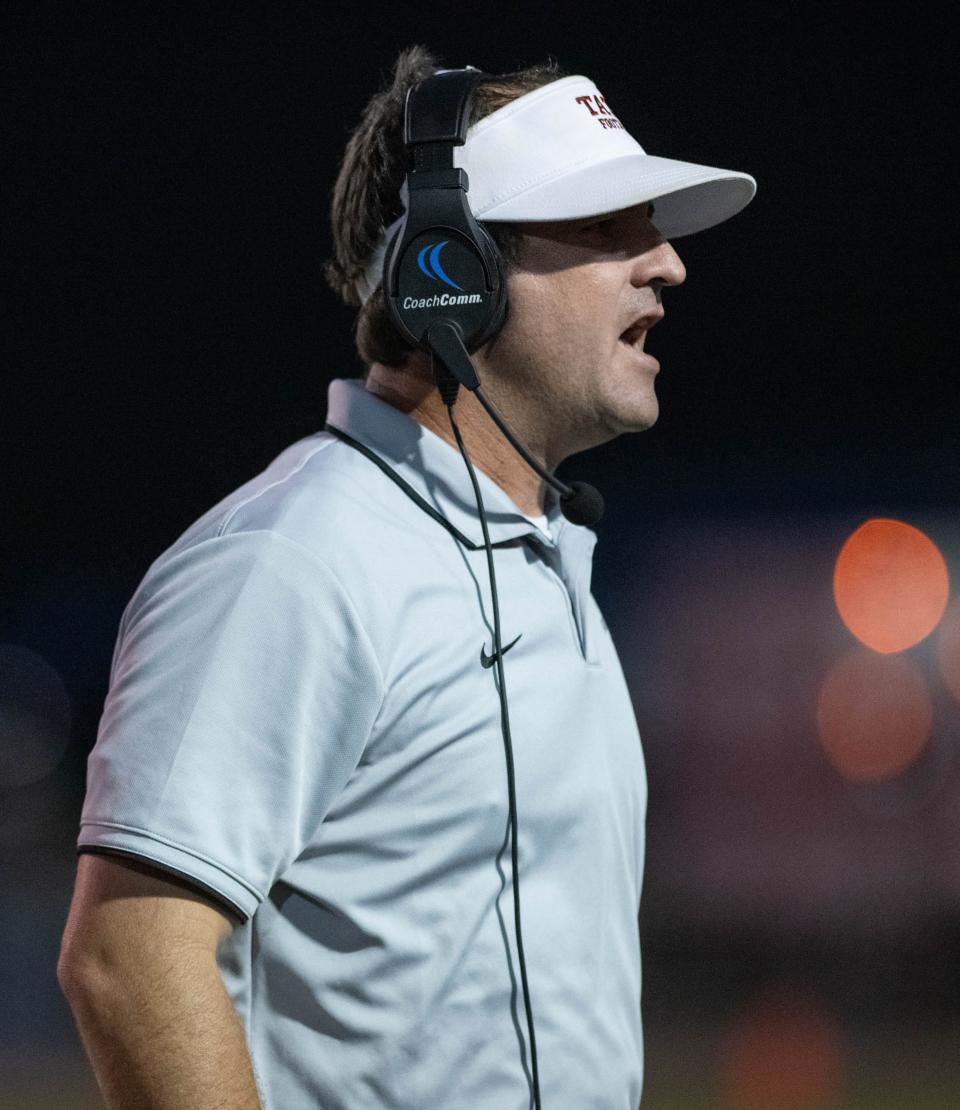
[[58, 45, 755, 1110]]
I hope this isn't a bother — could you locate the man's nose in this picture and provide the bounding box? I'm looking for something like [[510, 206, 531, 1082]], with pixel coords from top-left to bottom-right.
[[659, 240, 687, 287], [634, 239, 686, 294]]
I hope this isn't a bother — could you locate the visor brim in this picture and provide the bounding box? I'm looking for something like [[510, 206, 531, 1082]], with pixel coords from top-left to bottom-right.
[[476, 153, 757, 239]]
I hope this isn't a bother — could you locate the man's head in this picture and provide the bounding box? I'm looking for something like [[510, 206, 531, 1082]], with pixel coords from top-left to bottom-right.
[[324, 48, 755, 468], [323, 46, 567, 372]]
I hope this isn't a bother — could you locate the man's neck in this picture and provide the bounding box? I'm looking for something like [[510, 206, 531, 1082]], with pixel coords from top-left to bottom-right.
[[363, 361, 549, 518]]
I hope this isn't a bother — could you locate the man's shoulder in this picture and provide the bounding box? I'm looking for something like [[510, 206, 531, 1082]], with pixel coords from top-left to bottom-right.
[[152, 431, 427, 593], [217, 431, 393, 546]]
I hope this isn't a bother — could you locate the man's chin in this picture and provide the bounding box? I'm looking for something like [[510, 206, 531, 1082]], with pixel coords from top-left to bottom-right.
[[599, 404, 659, 442], [619, 395, 660, 433]]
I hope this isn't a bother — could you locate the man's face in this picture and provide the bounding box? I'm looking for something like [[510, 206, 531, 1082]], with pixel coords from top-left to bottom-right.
[[479, 201, 687, 466]]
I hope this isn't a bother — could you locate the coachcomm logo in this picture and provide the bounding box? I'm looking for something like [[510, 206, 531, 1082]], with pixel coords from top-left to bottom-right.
[[418, 240, 461, 289], [402, 240, 485, 309]]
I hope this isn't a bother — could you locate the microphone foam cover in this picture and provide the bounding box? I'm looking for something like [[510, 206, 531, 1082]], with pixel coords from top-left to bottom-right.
[[560, 480, 604, 526]]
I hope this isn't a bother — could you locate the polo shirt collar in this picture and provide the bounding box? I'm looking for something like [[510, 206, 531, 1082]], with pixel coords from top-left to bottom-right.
[[325, 377, 589, 554]]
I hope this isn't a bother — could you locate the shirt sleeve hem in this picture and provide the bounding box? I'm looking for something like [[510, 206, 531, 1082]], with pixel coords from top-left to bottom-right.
[[77, 821, 263, 922]]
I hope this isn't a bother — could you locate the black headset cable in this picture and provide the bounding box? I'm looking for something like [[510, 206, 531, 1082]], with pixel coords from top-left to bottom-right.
[[437, 356, 543, 1110]]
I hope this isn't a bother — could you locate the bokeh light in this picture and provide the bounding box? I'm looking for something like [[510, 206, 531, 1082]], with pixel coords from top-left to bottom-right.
[[0, 644, 73, 788], [717, 980, 845, 1110], [936, 595, 960, 707], [833, 519, 949, 653], [817, 648, 932, 782]]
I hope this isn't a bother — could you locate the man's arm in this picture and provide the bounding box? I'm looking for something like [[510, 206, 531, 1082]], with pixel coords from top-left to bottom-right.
[[57, 853, 263, 1110]]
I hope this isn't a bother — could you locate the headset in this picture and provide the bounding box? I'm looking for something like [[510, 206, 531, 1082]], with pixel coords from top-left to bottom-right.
[[380, 66, 603, 530], [330, 66, 608, 1108]]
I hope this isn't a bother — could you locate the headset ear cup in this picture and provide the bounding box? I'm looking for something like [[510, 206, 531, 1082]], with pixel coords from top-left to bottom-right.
[[384, 214, 508, 354]]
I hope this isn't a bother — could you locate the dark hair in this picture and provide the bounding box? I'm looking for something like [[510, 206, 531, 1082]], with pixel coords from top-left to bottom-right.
[[322, 45, 569, 372]]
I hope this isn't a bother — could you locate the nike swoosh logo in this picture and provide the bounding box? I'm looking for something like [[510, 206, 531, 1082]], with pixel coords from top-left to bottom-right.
[[480, 633, 523, 669]]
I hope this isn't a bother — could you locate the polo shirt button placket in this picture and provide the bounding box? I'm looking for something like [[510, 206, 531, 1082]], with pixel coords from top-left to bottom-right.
[[555, 528, 601, 665], [538, 543, 590, 663]]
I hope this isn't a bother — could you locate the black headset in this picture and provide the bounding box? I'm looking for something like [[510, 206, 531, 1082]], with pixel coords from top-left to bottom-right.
[[382, 66, 507, 358], [328, 66, 610, 1108], [380, 66, 604, 531], [386, 71, 546, 1109]]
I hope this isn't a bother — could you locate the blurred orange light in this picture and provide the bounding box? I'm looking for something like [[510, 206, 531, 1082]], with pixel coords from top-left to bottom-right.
[[833, 518, 949, 653], [936, 596, 960, 706], [817, 648, 932, 782], [718, 981, 844, 1110]]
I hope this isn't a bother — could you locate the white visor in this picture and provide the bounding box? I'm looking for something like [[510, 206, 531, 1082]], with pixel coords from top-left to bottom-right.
[[355, 73, 757, 304]]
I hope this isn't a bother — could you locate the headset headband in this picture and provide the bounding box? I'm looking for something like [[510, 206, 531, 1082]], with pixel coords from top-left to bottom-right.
[[404, 66, 483, 147]]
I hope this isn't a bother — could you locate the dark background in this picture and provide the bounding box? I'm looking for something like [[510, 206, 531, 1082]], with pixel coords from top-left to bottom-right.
[[4, 2, 959, 1106]]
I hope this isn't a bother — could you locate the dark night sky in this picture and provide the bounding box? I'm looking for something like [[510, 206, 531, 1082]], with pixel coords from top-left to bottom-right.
[[6, 1, 958, 557]]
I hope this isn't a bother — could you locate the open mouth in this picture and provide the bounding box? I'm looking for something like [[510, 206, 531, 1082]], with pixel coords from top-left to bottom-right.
[[618, 320, 661, 370], [619, 323, 648, 349]]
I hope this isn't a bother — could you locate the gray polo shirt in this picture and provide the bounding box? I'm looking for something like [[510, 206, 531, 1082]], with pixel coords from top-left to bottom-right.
[[78, 376, 648, 1109]]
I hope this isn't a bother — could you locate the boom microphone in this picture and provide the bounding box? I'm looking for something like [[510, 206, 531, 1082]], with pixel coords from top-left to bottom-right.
[[426, 321, 605, 527]]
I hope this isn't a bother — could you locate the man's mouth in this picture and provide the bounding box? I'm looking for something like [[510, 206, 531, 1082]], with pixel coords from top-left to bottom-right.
[[619, 324, 648, 350], [619, 310, 664, 349], [619, 311, 664, 369]]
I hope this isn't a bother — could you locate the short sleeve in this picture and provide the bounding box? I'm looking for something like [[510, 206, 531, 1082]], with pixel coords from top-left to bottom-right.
[[77, 529, 385, 922]]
